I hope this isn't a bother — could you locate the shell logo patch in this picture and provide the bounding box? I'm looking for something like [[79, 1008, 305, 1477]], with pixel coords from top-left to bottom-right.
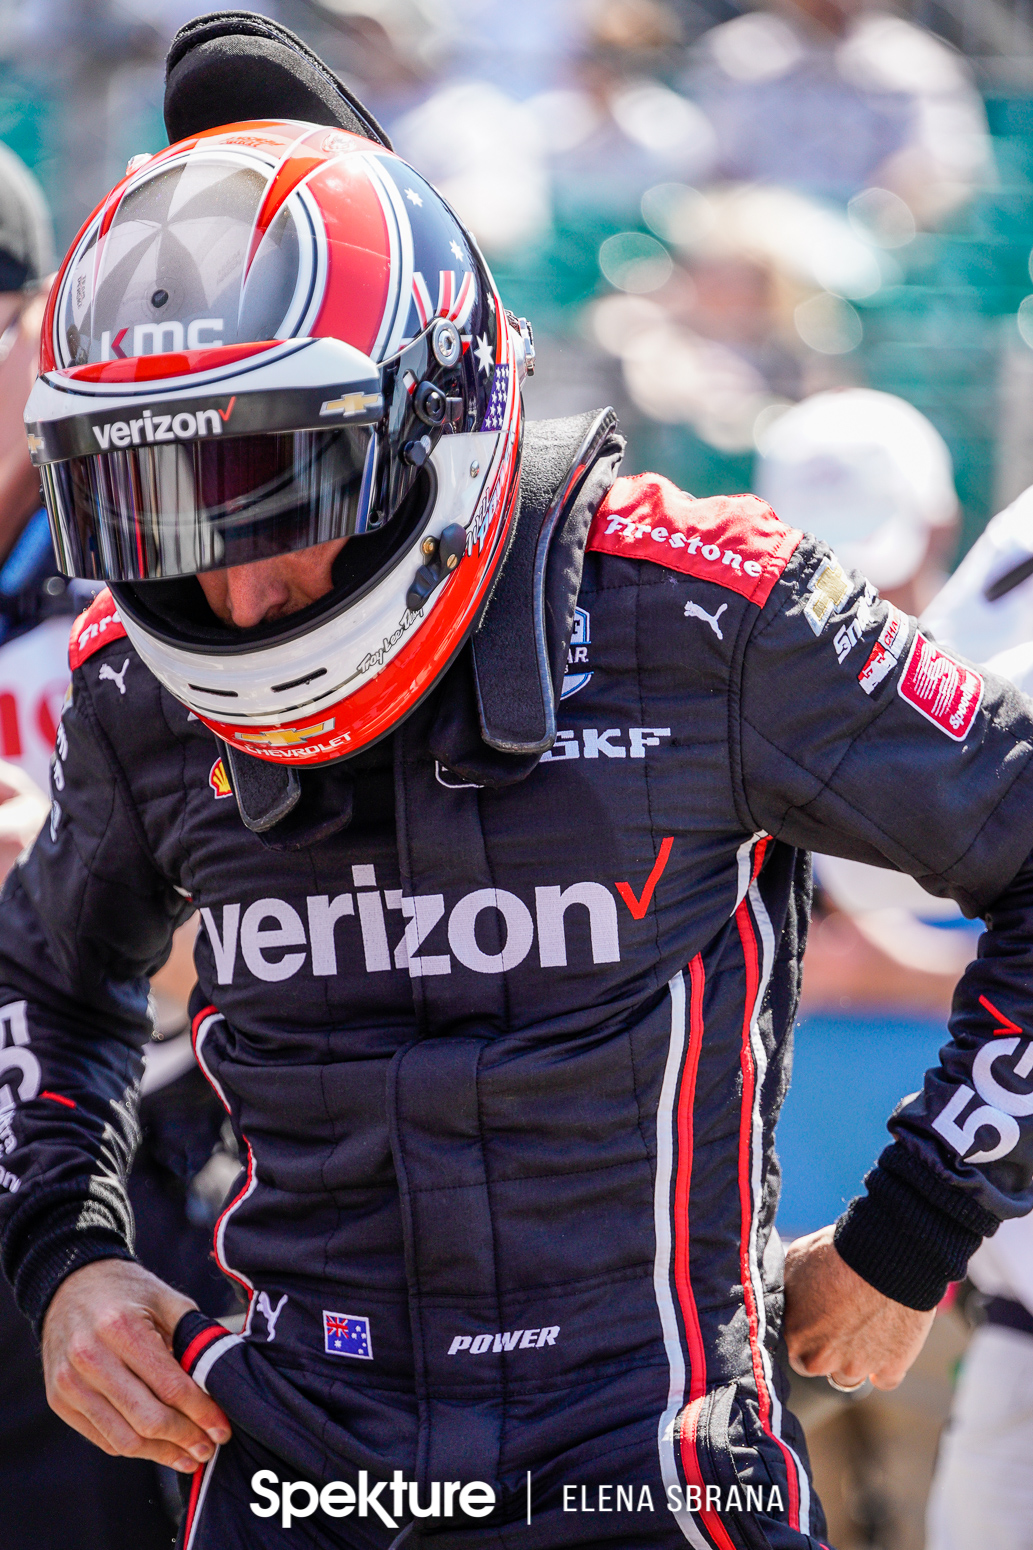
[[209, 758, 232, 798]]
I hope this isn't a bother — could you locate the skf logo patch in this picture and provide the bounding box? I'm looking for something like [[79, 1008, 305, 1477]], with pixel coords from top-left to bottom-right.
[[898, 633, 983, 741], [209, 758, 232, 798], [561, 607, 592, 699], [234, 719, 336, 748], [323, 1311, 373, 1360], [803, 555, 850, 636]]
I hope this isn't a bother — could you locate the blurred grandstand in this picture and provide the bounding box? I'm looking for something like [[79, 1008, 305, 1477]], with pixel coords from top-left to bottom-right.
[[1, 0, 1033, 560]]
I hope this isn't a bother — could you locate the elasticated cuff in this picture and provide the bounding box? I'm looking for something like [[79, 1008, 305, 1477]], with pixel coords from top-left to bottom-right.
[[834, 1151, 984, 1311], [8, 1202, 136, 1339]]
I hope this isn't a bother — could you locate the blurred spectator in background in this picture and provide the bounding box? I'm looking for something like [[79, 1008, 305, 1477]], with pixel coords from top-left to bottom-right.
[[755, 387, 958, 613], [589, 195, 906, 485], [758, 390, 972, 1017], [0, 142, 76, 797], [0, 141, 176, 1550], [924, 477, 1033, 666], [0, 137, 233, 1547], [920, 506, 1033, 1550], [756, 388, 974, 1550], [686, 0, 993, 226]]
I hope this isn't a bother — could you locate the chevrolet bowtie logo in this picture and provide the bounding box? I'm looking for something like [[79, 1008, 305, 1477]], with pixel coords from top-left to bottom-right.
[[26, 433, 44, 454], [235, 719, 335, 747], [319, 392, 382, 417]]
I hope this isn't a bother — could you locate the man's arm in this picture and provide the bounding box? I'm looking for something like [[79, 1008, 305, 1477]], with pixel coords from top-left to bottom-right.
[[0, 656, 229, 1465], [735, 534, 1033, 1382]]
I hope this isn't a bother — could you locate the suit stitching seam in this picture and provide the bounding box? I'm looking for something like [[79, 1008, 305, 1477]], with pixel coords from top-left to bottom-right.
[[75, 671, 167, 879], [399, 1152, 654, 1191], [739, 712, 948, 876], [633, 576, 666, 1007], [157, 688, 194, 890]]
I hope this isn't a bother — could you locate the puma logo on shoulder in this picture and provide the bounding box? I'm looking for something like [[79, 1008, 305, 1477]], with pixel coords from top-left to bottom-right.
[[256, 1290, 288, 1342], [98, 658, 130, 695], [684, 600, 728, 640]]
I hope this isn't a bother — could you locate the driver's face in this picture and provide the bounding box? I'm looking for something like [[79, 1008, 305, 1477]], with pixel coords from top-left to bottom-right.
[[196, 537, 347, 629]]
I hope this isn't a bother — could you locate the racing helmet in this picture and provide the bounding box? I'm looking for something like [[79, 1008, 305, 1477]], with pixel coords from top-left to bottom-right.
[[25, 120, 533, 764]]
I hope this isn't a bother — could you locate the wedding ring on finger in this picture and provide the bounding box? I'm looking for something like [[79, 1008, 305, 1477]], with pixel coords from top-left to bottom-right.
[[827, 1373, 868, 1394]]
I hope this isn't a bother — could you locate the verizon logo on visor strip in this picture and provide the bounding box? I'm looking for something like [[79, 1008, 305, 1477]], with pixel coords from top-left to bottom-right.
[[897, 632, 983, 740]]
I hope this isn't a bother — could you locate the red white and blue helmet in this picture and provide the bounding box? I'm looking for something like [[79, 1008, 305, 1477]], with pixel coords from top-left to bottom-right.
[[25, 119, 533, 764]]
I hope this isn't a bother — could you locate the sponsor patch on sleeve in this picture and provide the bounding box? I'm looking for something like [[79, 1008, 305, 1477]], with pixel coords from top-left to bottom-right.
[[896, 632, 983, 740], [857, 605, 909, 695], [587, 474, 803, 607], [68, 587, 128, 669], [803, 555, 850, 635]]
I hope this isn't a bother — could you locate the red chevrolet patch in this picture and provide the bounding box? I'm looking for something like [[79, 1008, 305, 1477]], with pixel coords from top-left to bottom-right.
[[68, 588, 127, 670], [588, 475, 803, 608], [897, 632, 983, 741]]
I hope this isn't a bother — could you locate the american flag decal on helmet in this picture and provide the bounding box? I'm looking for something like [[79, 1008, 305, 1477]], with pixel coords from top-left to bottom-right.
[[480, 363, 510, 432]]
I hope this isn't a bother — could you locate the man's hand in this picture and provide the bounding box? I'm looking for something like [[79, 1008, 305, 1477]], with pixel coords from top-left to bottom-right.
[[0, 759, 49, 883], [42, 1259, 232, 1472], [783, 1224, 935, 1391]]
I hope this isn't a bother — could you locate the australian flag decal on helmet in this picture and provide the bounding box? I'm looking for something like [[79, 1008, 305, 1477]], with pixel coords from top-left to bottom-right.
[[323, 1310, 373, 1359]]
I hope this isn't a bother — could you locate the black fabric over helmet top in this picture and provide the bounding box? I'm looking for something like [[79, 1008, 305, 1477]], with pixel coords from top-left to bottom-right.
[[164, 10, 393, 149], [0, 143, 53, 291]]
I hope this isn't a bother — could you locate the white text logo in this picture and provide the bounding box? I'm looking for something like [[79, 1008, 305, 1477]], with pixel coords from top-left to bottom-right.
[[92, 405, 229, 451], [448, 1326, 559, 1355], [199, 867, 622, 986]]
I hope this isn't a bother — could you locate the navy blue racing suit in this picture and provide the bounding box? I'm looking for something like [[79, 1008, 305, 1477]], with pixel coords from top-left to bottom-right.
[[3, 445, 1033, 1550]]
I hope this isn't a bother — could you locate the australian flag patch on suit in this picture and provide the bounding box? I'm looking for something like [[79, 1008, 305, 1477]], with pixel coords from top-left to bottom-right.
[[323, 1310, 374, 1359]]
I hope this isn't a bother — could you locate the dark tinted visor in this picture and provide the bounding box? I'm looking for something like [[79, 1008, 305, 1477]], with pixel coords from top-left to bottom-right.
[[42, 427, 376, 582]]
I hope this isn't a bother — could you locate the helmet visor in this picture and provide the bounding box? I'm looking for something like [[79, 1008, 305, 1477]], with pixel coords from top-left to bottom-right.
[[42, 427, 376, 582]]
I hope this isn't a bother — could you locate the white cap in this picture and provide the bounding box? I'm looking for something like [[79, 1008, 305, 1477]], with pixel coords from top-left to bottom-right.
[[754, 389, 956, 590]]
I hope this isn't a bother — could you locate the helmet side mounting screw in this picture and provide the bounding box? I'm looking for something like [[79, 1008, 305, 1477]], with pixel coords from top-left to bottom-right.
[[414, 382, 448, 427], [406, 523, 467, 612], [430, 319, 462, 368], [403, 435, 433, 468]]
